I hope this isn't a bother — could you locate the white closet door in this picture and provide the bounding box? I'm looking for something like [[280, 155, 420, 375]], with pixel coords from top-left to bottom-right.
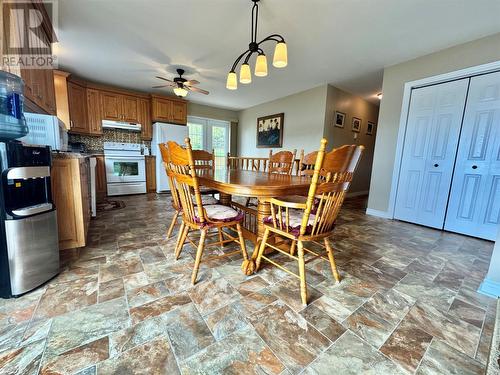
[[394, 79, 469, 228], [444, 71, 500, 240]]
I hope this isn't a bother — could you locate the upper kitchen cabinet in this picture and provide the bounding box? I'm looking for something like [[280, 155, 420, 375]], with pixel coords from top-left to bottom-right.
[[100, 91, 140, 123], [87, 89, 103, 135], [67, 81, 89, 134], [151, 95, 187, 125], [138, 98, 152, 141]]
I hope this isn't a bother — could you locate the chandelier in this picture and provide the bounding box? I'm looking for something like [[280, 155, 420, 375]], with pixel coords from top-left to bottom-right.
[[226, 0, 288, 90]]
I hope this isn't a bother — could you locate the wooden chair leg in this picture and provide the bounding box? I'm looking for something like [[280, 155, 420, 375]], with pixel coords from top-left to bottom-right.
[[290, 240, 297, 256], [236, 223, 249, 261], [218, 228, 224, 249], [174, 221, 185, 254], [255, 228, 270, 271], [175, 225, 189, 260], [297, 241, 308, 306], [191, 229, 207, 284], [166, 210, 179, 239], [324, 238, 341, 283]]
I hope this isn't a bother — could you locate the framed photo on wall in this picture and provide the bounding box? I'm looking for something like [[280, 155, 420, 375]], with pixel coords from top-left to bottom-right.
[[351, 117, 361, 133], [334, 111, 346, 128], [256, 113, 284, 148], [367, 121, 376, 135]]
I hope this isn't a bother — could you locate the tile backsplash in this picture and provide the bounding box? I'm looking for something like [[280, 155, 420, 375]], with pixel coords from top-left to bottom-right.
[[69, 129, 151, 152]]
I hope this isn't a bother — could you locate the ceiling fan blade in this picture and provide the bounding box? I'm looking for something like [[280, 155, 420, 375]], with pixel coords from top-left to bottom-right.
[[188, 86, 209, 95], [184, 79, 200, 86], [152, 85, 169, 89], [155, 76, 176, 83]]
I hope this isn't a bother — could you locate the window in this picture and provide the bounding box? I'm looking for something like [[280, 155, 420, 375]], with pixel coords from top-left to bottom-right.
[[187, 117, 230, 167]]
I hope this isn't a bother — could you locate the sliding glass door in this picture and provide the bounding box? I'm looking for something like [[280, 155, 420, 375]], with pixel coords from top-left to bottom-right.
[[187, 117, 230, 167]]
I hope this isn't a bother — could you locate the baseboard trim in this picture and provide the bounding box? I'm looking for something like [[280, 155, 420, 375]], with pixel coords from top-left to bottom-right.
[[478, 277, 500, 298], [346, 190, 369, 198], [365, 208, 393, 219]]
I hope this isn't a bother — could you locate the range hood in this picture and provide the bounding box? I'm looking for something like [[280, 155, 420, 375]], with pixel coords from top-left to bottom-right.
[[102, 120, 142, 132]]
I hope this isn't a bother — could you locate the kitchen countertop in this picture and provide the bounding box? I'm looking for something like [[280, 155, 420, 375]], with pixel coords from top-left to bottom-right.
[[51, 151, 102, 159]]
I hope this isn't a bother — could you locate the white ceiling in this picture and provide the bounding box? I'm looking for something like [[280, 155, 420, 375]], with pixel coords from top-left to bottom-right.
[[56, 0, 500, 110]]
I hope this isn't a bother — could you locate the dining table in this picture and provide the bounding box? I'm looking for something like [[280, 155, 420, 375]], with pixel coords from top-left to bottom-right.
[[197, 168, 312, 263]]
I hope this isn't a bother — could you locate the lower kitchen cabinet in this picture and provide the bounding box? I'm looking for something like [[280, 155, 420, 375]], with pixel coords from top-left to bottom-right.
[[146, 156, 156, 193], [51, 156, 91, 250]]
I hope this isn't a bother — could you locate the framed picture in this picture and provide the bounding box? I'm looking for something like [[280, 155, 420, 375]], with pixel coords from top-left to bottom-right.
[[334, 111, 346, 128], [367, 121, 376, 135], [256, 113, 284, 148], [351, 117, 361, 133]]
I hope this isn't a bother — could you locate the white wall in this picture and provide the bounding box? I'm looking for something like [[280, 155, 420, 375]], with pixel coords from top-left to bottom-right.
[[368, 32, 500, 213], [237, 85, 328, 157]]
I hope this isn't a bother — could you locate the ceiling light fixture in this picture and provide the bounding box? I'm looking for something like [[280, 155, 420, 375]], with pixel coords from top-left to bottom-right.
[[173, 86, 188, 97], [226, 0, 287, 90]]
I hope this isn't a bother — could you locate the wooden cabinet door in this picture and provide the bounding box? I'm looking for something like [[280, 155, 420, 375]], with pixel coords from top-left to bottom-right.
[[122, 95, 139, 123], [145, 156, 156, 193], [43, 70, 57, 115], [171, 100, 187, 125], [95, 155, 107, 202], [139, 98, 152, 141], [100, 92, 122, 121], [87, 88, 102, 135], [67, 82, 89, 134], [152, 97, 172, 122]]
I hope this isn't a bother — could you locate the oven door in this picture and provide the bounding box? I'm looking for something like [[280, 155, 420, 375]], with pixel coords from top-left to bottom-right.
[[105, 156, 145, 183]]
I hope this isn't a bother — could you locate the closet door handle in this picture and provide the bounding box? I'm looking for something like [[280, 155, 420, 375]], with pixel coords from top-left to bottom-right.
[[433, 163, 439, 167], [472, 165, 478, 169]]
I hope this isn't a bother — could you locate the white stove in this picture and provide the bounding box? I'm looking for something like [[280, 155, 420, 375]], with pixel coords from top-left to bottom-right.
[[103, 142, 146, 196]]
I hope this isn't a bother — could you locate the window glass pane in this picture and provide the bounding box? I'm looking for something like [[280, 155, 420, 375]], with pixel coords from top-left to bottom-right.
[[187, 123, 204, 150], [212, 125, 227, 167]]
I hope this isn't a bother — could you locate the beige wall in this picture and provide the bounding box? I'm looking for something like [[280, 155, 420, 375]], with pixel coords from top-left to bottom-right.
[[368, 32, 500, 213], [324, 85, 379, 193], [238, 85, 328, 157], [187, 102, 239, 154]]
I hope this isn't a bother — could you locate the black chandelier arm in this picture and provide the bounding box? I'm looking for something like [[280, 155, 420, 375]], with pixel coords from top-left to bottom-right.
[[251, 1, 259, 43], [243, 50, 256, 64], [230, 49, 251, 72], [257, 34, 286, 45]]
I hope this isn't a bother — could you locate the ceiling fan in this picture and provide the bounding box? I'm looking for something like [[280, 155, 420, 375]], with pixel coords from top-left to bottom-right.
[[153, 68, 209, 98]]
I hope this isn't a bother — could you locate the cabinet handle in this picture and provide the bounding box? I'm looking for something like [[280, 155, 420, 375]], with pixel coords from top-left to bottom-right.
[[70, 120, 74, 128], [433, 163, 439, 167], [472, 165, 478, 169]]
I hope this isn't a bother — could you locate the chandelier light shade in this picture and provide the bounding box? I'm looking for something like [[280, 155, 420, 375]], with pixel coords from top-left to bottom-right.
[[273, 42, 288, 68], [226, 0, 287, 90], [255, 53, 268, 77], [240, 63, 252, 84], [226, 71, 238, 90], [173, 87, 188, 97]]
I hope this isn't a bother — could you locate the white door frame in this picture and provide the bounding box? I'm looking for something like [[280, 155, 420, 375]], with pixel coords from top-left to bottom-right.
[[187, 115, 232, 155], [383, 60, 500, 219]]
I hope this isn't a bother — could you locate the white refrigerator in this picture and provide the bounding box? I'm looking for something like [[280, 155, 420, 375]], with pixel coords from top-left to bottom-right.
[[151, 122, 188, 193]]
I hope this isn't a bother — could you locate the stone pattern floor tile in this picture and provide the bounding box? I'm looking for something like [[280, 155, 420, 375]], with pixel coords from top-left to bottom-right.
[[0, 194, 495, 374]]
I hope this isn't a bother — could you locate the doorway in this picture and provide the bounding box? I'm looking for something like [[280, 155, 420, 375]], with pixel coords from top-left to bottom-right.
[[187, 116, 230, 168]]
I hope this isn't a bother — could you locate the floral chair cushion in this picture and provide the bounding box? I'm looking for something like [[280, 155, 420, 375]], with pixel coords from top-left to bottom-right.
[[196, 195, 219, 205], [264, 209, 317, 236], [202, 204, 244, 223]]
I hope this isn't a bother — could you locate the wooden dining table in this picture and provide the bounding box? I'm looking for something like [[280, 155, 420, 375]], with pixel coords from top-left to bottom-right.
[[197, 168, 312, 258]]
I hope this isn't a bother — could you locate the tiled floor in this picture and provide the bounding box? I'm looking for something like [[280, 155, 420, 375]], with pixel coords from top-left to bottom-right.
[[0, 194, 496, 375]]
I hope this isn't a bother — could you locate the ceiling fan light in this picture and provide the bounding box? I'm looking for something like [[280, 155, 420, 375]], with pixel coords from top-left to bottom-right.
[[273, 42, 288, 68], [255, 54, 268, 77], [226, 71, 238, 90], [173, 87, 188, 97], [240, 63, 252, 84]]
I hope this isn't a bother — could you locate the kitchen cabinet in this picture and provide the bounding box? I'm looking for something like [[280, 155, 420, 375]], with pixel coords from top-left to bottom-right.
[[151, 95, 187, 125], [87, 88, 102, 135], [145, 156, 156, 193], [67, 81, 89, 134], [53, 70, 71, 129], [51, 156, 91, 250], [139, 98, 152, 141], [95, 155, 107, 202], [100, 91, 140, 123], [20, 68, 57, 116]]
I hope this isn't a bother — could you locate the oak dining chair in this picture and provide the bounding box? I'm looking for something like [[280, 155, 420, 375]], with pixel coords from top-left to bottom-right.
[[254, 139, 364, 305], [167, 138, 252, 284]]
